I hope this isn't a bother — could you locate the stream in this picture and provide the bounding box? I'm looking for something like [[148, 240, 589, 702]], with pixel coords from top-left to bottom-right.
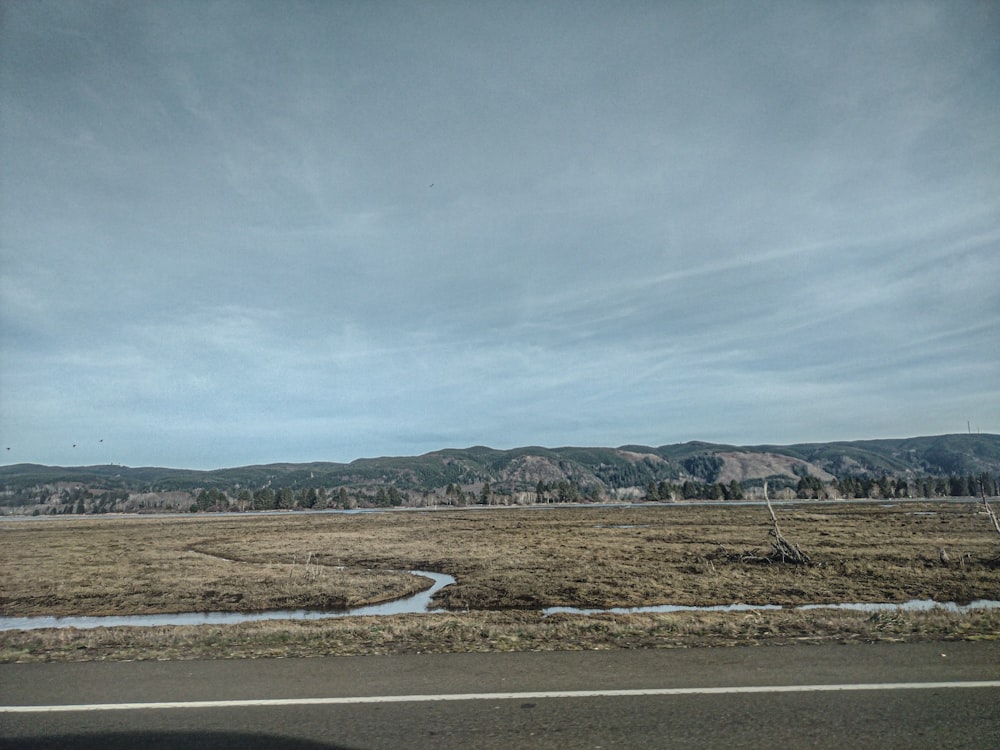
[[2, 571, 997, 630], [542, 599, 1000, 617], [0, 571, 455, 631]]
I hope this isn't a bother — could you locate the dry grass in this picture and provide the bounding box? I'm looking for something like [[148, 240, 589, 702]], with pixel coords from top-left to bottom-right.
[[0, 515, 425, 617], [1, 502, 998, 662], [2, 608, 997, 663]]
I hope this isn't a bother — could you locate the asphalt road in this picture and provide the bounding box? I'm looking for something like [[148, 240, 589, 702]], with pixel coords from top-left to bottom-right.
[[2, 642, 998, 749]]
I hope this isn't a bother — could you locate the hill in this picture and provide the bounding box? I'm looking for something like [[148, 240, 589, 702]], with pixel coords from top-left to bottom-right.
[[1, 434, 997, 514]]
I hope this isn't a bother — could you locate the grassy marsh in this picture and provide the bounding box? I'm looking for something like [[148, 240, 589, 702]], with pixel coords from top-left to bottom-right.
[[1, 502, 998, 661]]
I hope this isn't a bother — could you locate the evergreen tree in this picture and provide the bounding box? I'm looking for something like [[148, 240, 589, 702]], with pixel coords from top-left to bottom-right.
[[254, 488, 275, 510], [949, 475, 969, 497], [195, 489, 211, 511], [302, 487, 318, 509], [681, 480, 700, 499]]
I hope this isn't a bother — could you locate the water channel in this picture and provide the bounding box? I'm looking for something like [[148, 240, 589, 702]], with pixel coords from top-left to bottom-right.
[[0, 571, 455, 632], [2, 566, 997, 631], [542, 599, 1000, 617]]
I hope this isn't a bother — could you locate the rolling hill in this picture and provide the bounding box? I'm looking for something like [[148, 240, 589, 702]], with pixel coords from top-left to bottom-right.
[[1, 434, 998, 516]]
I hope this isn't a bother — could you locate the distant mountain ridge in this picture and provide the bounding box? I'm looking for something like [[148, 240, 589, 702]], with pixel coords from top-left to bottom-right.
[[2, 434, 998, 499]]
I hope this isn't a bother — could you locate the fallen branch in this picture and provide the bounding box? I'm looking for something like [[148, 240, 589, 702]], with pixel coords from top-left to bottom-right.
[[763, 482, 811, 565], [708, 545, 769, 564], [980, 480, 1000, 536]]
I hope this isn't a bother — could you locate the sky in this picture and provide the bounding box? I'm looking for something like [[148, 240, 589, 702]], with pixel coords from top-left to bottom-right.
[[1, 1, 998, 470]]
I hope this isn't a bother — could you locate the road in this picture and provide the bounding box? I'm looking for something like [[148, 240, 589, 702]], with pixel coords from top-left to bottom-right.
[[2, 642, 998, 748]]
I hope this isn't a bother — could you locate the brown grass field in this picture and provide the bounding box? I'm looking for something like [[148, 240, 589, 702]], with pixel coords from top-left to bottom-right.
[[2, 502, 998, 662]]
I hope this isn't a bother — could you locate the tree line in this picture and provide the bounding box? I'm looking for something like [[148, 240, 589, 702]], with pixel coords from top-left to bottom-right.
[[831, 473, 997, 500], [4, 471, 998, 515]]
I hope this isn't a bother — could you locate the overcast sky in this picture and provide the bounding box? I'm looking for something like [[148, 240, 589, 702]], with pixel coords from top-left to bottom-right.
[[1, 1, 998, 469]]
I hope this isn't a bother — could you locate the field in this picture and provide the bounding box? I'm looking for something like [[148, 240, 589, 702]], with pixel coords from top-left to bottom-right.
[[2, 501, 998, 661]]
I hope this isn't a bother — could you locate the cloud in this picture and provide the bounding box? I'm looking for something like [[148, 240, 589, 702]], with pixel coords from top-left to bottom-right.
[[1, 1, 998, 467]]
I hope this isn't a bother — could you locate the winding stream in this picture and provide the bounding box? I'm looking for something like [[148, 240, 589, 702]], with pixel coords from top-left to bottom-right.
[[2, 571, 997, 630], [0, 570, 455, 631]]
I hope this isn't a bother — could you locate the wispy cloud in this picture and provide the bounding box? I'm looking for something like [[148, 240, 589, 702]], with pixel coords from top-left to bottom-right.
[[1, 1, 997, 467]]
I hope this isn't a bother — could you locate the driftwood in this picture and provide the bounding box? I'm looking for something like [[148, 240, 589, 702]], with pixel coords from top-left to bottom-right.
[[710, 483, 813, 565], [980, 480, 1000, 536], [761, 481, 812, 564], [972, 480, 1000, 568]]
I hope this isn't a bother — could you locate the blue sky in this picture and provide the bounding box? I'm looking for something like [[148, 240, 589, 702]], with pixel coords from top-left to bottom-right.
[[2, 1, 998, 469]]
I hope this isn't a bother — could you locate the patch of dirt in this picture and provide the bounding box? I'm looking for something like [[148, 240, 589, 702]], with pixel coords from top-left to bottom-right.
[[616, 450, 669, 464], [715, 452, 835, 483]]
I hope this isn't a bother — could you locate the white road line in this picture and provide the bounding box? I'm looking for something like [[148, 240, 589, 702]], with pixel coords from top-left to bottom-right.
[[2, 681, 998, 713]]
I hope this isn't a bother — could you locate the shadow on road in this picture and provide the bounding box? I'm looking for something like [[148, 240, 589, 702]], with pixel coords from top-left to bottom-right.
[[2, 731, 359, 749]]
